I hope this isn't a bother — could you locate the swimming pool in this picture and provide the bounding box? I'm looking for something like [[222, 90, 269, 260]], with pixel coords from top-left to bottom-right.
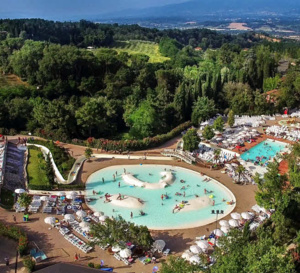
[[240, 139, 287, 163], [85, 165, 235, 230]]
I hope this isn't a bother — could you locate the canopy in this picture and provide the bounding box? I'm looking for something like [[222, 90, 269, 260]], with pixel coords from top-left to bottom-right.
[[119, 248, 132, 258], [231, 212, 241, 220], [112, 245, 122, 252], [153, 240, 166, 251], [221, 226, 230, 234], [219, 220, 229, 227], [241, 212, 252, 220], [40, 196, 49, 201], [57, 191, 66, 196], [94, 211, 104, 217], [99, 215, 108, 222], [76, 210, 87, 218], [181, 251, 193, 261], [213, 229, 224, 237], [15, 189, 25, 194], [190, 245, 202, 254], [189, 255, 201, 265], [195, 240, 209, 250], [229, 219, 239, 227], [44, 217, 56, 225], [64, 214, 75, 221]]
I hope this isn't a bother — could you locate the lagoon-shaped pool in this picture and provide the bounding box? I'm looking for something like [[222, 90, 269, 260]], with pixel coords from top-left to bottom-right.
[[85, 165, 235, 230]]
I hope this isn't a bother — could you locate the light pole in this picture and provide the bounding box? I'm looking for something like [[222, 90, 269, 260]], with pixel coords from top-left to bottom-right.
[[211, 209, 224, 230]]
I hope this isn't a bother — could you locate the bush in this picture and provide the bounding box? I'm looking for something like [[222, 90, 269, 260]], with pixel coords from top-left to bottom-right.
[[88, 262, 95, 268], [0, 222, 29, 255], [23, 256, 36, 272], [94, 264, 101, 269]]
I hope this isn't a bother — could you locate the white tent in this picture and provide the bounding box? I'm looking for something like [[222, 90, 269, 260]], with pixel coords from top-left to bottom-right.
[[153, 240, 166, 251], [190, 245, 202, 254], [231, 212, 241, 220], [76, 210, 87, 218], [119, 248, 132, 258], [15, 189, 25, 194], [229, 219, 239, 227], [44, 217, 56, 225], [189, 255, 201, 265], [213, 229, 224, 237], [64, 214, 75, 221]]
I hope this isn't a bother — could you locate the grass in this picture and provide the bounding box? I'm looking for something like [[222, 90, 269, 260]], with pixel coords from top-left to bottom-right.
[[97, 40, 170, 63], [0, 73, 28, 88], [27, 148, 50, 187], [0, 188, 15, 209]]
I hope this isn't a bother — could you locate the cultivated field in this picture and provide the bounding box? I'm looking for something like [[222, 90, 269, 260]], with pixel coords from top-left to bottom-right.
[[107, 40, 170, 63]]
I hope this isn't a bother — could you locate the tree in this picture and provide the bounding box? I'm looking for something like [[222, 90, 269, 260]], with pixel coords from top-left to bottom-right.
[[236, 165, 246, 184], [191, 96, 217, 125], [228, 110, 235, 127], [213, 149, 221, 163], [160, 256, 201, 273], [84, 147, 93, 160], [202, 125, 214, 140], [182, 128, 200, 152], [18, 193, 32, 213], [45, 153, 55, 185], [213, 116, 224, 132]]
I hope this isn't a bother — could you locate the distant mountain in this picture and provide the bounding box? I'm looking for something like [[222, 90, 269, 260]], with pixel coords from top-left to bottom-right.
[[104, 0, 300, 20]]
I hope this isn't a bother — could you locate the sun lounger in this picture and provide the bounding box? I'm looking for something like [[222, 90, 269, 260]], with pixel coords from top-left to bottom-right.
[[114, 253, 121, 260], [163, 249, 170, 256]]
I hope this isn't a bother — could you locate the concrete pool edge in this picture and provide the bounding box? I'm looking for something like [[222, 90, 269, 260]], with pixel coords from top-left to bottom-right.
[[85, 164, 237, 231]]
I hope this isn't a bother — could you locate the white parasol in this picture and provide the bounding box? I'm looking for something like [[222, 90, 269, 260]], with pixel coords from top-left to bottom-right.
[[195, 240, 209, 250], [153, 240, 166, 251], [64, 214, 75, 221], [99, 215, 108, 222], [44, 217, 56, 225], [189, 255, 201, 265], [40, 196, 49, 201], [213, 229, 224, 237], [79, 221, 90, 228], [221, 226, 231, 234], [112, 245, 122, 252], [190, 245, 202, 254], [76, 210, 87, 218], [231, 212, 241, 220], [241, 212, 252, 220], [56, 191, 66, 196], [229, 219, 239, 227], [119, 248, 132, 258], [15, 189, 25, 194], [181, 251, 193, 261], [82, 226, 91, 232], [219, 220, 229, 227]]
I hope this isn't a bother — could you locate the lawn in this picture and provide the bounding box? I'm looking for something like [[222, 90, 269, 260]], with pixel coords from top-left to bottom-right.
[[27, 148, 50, 188], [96, 40, 170, 63]]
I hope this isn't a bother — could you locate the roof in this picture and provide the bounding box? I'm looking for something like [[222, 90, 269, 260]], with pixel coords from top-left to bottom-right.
[[35, 263, 113, 273], [265, 89, 280, 96]]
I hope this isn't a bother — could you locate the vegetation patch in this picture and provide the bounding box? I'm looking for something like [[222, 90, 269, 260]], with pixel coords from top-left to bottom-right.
[[0, 188, 14, 209]]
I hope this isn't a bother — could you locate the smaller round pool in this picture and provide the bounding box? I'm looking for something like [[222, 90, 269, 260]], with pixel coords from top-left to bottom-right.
[[86, 165, 236, 230]]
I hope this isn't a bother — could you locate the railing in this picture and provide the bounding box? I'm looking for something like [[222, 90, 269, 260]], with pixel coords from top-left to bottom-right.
[[161, 149, 196, 164]]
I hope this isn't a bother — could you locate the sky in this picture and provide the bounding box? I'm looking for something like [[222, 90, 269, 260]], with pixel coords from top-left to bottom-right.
[[0, 0, 189, 19]]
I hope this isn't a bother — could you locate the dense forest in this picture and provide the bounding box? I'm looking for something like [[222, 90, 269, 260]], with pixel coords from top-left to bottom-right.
[[0, 19, 300, 142]]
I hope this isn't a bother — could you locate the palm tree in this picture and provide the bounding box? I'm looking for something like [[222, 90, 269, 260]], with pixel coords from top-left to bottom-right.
[[213, 149, 221, 164], [236, 165, 246, 184]]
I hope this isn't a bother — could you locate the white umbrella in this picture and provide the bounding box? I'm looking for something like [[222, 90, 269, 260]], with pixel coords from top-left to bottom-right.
[[182, 251, 193, 261], [189, 255, 201, 265], [222, 140, 228, 144], [82, 226, 91, 232], [231, 163, 238, 167], [241, 212, 252, 220], [216, 137, 223, 141], [76, 210, 87, 218], [153, 240, 166, 251], [229, 219, 239, 227], [240, 161, 247, 166], [195, 240, 209, 250], [219, 220, 229, 227], [40, 196, 49, 201], [231, 212, 241, 220], [99, 215, 108, 222], [252, 204, 266, 213], [119, 249, 132, 258], [15, 189, 25, 194], [112, 245, 122, 252], [94, 211, 104, 217], [44, 217, 56, 225], [213, 229, 224, 237], [64, 214, 75, 221], [221, 226, 231, 234], [227, 138, 233, 142], [79, 221, 90, 228], [190, 245, 202, 254], [56, 191, 66, 196]]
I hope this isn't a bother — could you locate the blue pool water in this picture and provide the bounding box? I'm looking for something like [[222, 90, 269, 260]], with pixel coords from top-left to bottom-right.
[[85, 165, 235, 230], [240, 139, 287, 163]]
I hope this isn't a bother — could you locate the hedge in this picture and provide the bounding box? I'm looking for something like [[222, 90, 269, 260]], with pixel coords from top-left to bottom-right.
[[73, 121, 192, 151], [28, 184, 85, 191], [0, 222, 28, 255]]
